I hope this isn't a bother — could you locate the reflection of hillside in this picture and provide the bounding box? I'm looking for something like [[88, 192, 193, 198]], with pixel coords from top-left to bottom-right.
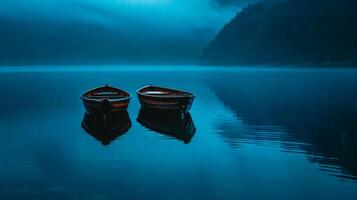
[[208, 71, 357, 179]]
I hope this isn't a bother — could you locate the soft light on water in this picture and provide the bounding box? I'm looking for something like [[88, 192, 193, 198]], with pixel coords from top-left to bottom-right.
[[0, 66, 356, 199]]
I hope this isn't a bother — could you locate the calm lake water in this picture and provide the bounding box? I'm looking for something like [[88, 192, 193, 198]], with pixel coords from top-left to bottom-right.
[[0, 66, 356, 199]]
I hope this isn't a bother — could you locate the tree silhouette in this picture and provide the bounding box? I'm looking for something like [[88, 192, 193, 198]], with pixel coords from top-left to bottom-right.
[[202, 0, 357, 66]]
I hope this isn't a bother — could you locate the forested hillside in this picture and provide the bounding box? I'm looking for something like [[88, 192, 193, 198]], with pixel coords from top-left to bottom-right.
[[202, 0, 357, 66]]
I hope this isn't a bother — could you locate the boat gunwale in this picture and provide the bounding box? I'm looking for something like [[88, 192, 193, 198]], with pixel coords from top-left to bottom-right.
[[136, 85, 196, 99], [81, 85, 132, 103]]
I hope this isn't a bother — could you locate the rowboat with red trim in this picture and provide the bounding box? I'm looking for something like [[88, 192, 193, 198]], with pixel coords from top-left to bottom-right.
[[136, 85, 195, 113], [81, 85, 131, 115]]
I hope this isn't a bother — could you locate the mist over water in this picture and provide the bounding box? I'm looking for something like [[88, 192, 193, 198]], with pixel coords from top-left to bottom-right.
[[0, 0, 255, 64]]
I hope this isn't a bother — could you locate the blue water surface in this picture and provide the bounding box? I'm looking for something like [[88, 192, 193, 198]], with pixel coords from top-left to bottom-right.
[[0, 66, 356, 200]]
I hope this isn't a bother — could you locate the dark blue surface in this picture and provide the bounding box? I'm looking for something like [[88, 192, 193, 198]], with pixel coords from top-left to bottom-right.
[[0, 66, 356, 199]]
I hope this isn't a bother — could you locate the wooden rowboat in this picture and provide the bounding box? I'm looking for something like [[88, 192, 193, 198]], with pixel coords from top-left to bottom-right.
[[81, 85, 131, 115], [136, 85, 195, 113]]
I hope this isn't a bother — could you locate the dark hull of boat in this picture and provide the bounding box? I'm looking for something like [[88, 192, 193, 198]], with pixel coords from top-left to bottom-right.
[[137, 108, 196, 144], [81, 111, 131, 145], [137, 95, 194, 112], [137, 85, 195, 113], [81, 98, 130, 115]]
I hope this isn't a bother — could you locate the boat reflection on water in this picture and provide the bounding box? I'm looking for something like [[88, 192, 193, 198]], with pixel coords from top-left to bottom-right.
[[137, 108, 196, 144], [81, 111, 131, 145]]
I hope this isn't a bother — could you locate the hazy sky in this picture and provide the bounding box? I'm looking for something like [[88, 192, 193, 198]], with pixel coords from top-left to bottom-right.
[[0, 0, 259, 64], [0, 0, 255, 32]]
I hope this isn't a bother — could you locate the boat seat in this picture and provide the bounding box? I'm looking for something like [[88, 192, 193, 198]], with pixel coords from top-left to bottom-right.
[[92, 93, 120, 96], [88, 95, 125, 99], [144, 91, 170, 95]]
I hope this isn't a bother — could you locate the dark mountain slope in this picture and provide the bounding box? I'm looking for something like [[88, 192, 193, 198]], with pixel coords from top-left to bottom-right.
[[202, 0, 357, 66]]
